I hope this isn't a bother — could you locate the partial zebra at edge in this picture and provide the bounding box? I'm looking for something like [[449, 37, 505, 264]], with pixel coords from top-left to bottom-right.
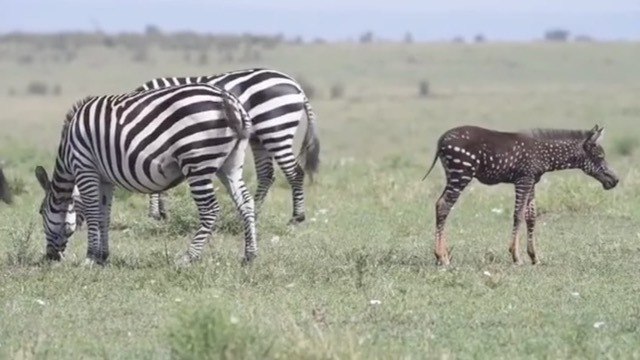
[[0, 167, 13, 204]]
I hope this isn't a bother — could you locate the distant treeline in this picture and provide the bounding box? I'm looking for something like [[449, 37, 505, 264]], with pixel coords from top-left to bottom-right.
[[0, 26, 597, 50]]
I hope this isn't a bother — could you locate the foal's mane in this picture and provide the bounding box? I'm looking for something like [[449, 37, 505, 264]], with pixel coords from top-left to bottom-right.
[[521, 128, 590, 141]]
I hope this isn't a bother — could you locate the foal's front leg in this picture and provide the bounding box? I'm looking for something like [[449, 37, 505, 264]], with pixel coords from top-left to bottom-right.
[[509, 178, 534, 265]]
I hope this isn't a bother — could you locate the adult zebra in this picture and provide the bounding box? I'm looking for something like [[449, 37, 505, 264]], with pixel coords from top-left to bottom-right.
[[35, 83, 257, 265], [137, 68, 320, 225]]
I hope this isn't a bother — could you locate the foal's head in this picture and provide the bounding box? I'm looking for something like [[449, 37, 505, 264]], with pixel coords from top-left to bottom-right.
[[578, 125, 618, 190]]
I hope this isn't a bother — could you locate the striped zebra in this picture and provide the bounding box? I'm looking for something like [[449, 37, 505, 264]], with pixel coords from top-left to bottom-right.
[[35, 83, 257, 266], [137, 68, 320, 225]]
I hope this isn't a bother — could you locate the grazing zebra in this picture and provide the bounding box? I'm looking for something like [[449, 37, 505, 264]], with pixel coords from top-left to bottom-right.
[[422, 125, 618, 266], [136, 68, 320, 225], [35, 83, 256, 266], [0, 167, 12, 204]]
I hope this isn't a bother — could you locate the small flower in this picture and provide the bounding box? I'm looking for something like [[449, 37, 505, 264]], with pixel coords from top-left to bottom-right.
[[491, 208, 504, 214], [35, 299, 45, 306], [570, 292, 580, 297], [483, 271, 491, 277], [230, 316, 239, 324], [593, 321, 605, 329], [369, 299, 381, 305], [270, 236, 280, 244]]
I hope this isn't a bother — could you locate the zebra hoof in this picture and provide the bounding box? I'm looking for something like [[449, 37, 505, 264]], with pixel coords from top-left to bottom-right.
[[175, 253, 195, 268], [287, 214, 305, 225]]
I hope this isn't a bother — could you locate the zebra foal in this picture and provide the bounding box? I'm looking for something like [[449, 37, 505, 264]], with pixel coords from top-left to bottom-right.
[[423, 125, 618, 266], [35, 84, 256, 265]]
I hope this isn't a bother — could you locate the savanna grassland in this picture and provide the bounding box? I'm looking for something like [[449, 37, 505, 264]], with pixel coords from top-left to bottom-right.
[[1, 36, 640, 359]]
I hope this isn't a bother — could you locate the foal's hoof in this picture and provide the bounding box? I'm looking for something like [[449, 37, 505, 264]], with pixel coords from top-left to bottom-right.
[[241, 252, 257, 266], [287, 214, 306, 225]]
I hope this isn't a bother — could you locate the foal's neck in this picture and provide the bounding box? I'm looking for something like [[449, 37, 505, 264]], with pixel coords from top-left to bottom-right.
[[535, 139, 584, 173]]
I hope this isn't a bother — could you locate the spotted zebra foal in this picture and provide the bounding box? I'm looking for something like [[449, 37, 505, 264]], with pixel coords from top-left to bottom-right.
[[423, 125, 618, 266], [35, 84, 256, 266]]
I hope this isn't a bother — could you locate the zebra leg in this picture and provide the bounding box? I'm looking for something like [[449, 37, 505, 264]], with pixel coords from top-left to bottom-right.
[[509, 178, 534, 265], [525, 188, 539, 265], [434, 171, 471, 266], [219, 149, 257, 264], [250, 136, 275, 213], [99, 183, 114, 264], [178, 177, 219, 265], [148, 193, 167, 221], [76, 174, 104, 265]]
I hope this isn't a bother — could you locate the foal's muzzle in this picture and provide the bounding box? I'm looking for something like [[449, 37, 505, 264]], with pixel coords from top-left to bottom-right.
[[601, 173, 619, 190]]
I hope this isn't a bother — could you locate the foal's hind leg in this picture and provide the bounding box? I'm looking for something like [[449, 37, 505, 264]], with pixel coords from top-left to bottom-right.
[[510, 178, 534, 265], [525, 187, 539, 264], [434, 168, 472, 266]]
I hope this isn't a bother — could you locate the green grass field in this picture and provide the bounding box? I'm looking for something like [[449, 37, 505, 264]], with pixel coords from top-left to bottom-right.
[[1, 40, 640, 359]]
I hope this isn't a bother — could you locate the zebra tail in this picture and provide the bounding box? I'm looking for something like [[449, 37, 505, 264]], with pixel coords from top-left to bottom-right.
[[300, 97, 320, 183], [221, 91, 251, 140], [0, 167, 13, 204], [421, 150, 440, 181]]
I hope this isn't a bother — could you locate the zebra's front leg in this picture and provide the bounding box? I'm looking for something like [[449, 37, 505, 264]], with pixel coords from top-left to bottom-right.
[[148, 193, 167, 221], [179, 178, 219, 265], [510, 178, 534, 265], [99, 183, 114, 264], [76, 175, 104, 265], [219, 157, 257, 264], [250, 137, 275, 215], [525, 188, 539, 265]]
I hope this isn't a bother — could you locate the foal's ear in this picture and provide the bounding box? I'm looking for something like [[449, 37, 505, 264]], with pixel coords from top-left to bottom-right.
[[34, 166, 51, 192], [587, 125, 605, 144]]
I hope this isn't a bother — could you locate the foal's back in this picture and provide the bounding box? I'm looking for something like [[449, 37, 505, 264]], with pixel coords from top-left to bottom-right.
[[436, 126, 534, 184]]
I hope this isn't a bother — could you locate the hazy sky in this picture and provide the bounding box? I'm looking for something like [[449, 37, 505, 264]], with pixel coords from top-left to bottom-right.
[[2, 0, 639, 40]]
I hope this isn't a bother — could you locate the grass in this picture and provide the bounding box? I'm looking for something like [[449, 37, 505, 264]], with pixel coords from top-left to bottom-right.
[[1, 40, 640, 359]]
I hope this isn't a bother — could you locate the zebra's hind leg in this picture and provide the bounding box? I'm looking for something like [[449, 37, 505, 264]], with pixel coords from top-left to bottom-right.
[[148, 193, 167, 221], [98, 183, 114, 264], [178, 177, 219, 265], [510, 178, 534, 265], [250, 137, 275, 216], [219, 148, 257, 264]]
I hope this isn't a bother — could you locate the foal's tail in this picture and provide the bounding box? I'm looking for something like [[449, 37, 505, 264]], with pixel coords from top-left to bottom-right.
[[421, 149, 440, 181]]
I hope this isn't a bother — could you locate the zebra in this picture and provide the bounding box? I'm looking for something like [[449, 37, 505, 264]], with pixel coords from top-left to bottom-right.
[[34, 83, 256, 266], [136, 68, 320, 225], [422, 125, 618, 266], [0, 166, 12, 204]]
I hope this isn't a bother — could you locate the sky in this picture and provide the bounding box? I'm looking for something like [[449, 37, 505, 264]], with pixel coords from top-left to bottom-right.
[[1, 0, 639, 41]]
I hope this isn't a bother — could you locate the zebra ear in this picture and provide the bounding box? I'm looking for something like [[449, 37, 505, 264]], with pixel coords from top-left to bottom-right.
[[34, 166, 51, 192], [587, 125, 604, 144]]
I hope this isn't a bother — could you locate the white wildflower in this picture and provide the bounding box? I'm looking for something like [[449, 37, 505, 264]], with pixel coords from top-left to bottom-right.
[[593, 321, 605, 329], [483, 271, 491, 277], [270, 236, 280, 244], [491, 208, 504, 214], [369, 299, 381, 305]]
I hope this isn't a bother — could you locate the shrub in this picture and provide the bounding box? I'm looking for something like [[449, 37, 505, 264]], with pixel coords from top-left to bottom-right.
[[9, 176, 26, 197], [167, 306, 272, 360], [613, 136, 638, 156], [26, 81, 48, 96], [131, 48, 149, 63], [330, 83, 345, 99], [198, 51, 209, 66], [52, 84, 62, 96], [418, 80, 430, 97]]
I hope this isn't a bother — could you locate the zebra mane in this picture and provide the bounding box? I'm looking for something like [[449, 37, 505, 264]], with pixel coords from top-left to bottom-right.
[[64, 96, 94, 124], [522, 128, 591, 141]]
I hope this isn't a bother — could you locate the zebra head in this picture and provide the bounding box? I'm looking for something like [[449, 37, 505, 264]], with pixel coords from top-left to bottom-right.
[[580, 125, 618, 190], [35, 166, 71, 260]]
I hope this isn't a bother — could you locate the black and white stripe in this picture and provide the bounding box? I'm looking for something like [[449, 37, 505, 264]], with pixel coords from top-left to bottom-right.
[[35, 84, 257, 265], [137, 68, 320, 225]]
